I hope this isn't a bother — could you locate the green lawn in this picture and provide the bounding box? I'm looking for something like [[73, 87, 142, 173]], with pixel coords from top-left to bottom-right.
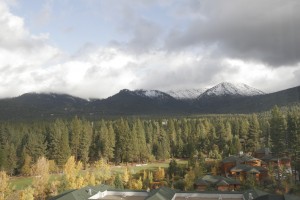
[[10, 174, 62, 190], [10, 159, 188, 190], [112, 162, 169, 174], [10, 177, 33, 190]]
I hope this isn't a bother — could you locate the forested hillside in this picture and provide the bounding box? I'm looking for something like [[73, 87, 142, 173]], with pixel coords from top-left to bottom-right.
[[1, 106, 299, 173]]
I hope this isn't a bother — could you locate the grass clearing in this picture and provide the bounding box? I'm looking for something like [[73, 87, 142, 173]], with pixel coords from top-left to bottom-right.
[[10, 177, 32, 190], [10, 160, 188, 190], [10, 174, 62, 190]]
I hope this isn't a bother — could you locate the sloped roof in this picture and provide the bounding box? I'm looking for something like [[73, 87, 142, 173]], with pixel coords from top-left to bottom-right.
[[146, 187, 175, 200], [283, 194, 300, 200], [254, 194, 284, 200], [254, 166, 268, 172], [201, 175, 240, 185], [255, 148, 272, 154], [194, 179, 209, 186], [222, 155, 239, 163], [222, 154, 261, 164], [50, 186, 93, 200], [50, 185, 113, 200], [230, 164, 266, 174], [216, 180, 229, 186], [242, 189, 269, 200]]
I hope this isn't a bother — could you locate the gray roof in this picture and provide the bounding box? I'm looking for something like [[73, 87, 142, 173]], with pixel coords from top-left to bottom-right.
[[230, 164, 267, 173], [216, 180, 229, 186], [50, 185, 113, 200], [146, 187, 175, 200], [200, 175, 240, 185], [194, 179, 209, 186], [242, 189, 269, 200], [222, 154, 261, 164]]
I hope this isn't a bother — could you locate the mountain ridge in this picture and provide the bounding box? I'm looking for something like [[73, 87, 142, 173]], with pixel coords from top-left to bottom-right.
[[198, 82, 265, 98], [0, 83, 299, 120]]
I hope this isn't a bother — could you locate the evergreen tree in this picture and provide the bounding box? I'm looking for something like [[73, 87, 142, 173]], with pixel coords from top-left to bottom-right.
[[215, 120, 226, 150], [47, 119, 70, 167], [114, 174, 124, 189], [230, 135, 241, 155], [136, 119, 149, 162], [0, 144, 7, 171], [114, 118, 131, 163], [156, 128, 170, 160], [247, 114, 260, 152], [167, 119, 177, 157], [270, 106, 287, 155], [128, 122, 139, 162], [168, 159, 178, 179], [22, 130, 47, 163], [239, 119, 249, 151], [78, 121, 92, 167], [70, 116, 81, 161], [5, 143, 17, 175], [286, 111, 300, 153], [21, 153, 32, 176], [107, 121, 116, 161]]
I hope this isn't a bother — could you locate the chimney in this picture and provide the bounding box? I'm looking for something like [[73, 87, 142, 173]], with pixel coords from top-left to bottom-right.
[[88, 188, 92, 195]]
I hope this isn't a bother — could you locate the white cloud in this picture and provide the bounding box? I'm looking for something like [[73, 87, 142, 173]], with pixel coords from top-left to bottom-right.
[[0, 1, 62, 97], [0, 0, 300, 100]]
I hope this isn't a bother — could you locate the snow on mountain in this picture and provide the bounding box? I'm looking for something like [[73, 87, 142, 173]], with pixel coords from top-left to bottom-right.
[[200, 82, 265, 97], [165, 89, 207, 99], [133, 89, 171, 99]]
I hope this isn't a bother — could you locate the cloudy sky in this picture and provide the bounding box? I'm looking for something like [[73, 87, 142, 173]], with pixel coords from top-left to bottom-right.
[[1, 0, 300, 99]]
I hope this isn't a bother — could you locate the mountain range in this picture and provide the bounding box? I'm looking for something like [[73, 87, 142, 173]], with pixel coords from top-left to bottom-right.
[[0, 82, 299, 120]]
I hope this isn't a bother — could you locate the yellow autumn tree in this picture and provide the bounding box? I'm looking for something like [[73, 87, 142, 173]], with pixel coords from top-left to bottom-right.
[[87, 172, 96, 186], [154, 167, 165, 181], [62, 156, 83, 190], [94, 159, 112, 184], [32, 157, 50, 200], [21, 154, 32, 176], [122, 167, 130, 186], [47, 180, 60, 198], [0, 171, 11, 200], [19, 187, 34, 200], [131, 177, 143, 190], [184, 168, 196, 191]]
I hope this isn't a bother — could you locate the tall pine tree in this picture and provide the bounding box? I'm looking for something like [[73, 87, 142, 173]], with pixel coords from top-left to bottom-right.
[[270, 106, 287, 155]]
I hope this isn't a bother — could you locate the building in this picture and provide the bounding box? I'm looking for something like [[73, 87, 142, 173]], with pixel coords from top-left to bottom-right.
[[50, 184, 266, 200], [194, 175, 241, 192], [220, 153, 268, 182]]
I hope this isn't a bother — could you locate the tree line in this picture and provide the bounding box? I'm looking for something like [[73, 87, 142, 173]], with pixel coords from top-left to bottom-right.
[[0, 106, 300, 175]]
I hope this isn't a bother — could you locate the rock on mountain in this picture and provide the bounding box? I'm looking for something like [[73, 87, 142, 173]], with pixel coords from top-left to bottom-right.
[[165, 89, 207, 99], [199, 82, 265, 98]]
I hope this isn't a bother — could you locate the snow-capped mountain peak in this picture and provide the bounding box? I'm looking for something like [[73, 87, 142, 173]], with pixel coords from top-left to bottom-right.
[[133, 89, 170, 99], [165, 89, 207, 99], [200, 82, 265, 97]]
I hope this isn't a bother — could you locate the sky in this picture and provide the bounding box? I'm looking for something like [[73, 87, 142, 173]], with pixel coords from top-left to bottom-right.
[[0, 0, 300, 99]]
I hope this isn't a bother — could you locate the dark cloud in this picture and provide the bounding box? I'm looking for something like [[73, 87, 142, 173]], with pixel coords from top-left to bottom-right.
[[137, 55, 226, 90], [165, 0, 300, 67], [126, 18, 162, 52]]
